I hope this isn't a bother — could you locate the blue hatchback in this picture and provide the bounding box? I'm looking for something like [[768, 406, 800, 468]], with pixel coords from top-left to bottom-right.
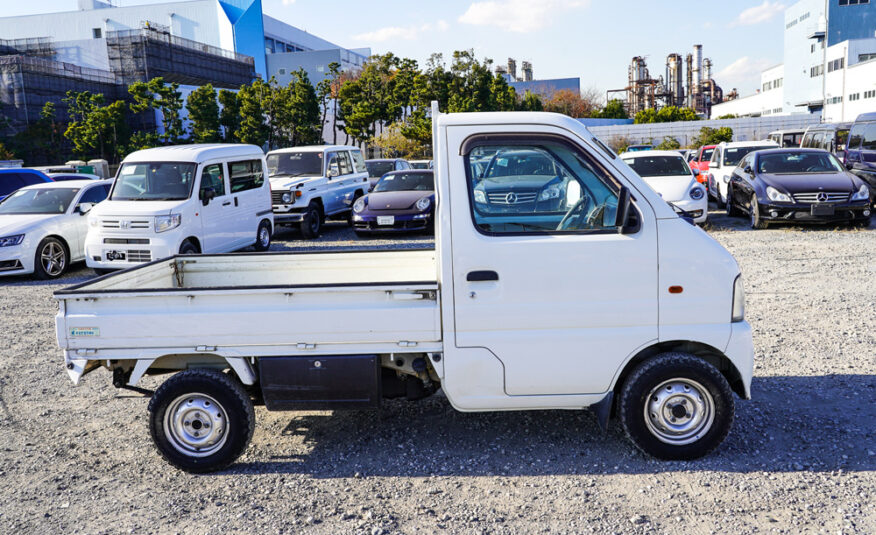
[[0, 168, 53, 201], [845, 112, 876, 204]]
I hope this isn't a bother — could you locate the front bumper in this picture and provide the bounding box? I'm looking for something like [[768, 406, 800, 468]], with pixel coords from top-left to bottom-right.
[[670, 198, 708, 224], [272, 206, 306, 223], [85, 231, 177, 269], [352, 212, 432, 232], [0, 244, 33, 276], [758, 201, 870, 223], [725, 321, 754, 399]]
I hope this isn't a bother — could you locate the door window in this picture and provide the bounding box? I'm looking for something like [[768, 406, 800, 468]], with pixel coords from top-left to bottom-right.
[[20, 172, 47, 186], [228, 160, 264, 192], [861, 124, 876, 151], [465, 140, 622, 234], [200, 164, 226, 197], [338, 151, 353, 175], [0, 174, 25, 197], [350, 150, 367, 173], [326, 153, 340, 177], [848, 125, 865, 149], [78, 184, 109, 205]]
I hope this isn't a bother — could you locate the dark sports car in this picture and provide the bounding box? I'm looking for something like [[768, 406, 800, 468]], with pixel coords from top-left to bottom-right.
[[725, 148, 870, 229], [351, 170, 434, 235]]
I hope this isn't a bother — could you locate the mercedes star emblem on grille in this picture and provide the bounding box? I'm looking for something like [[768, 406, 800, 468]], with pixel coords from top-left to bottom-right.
[[816, 192, 828, 203], [505, 192, 518, 204]]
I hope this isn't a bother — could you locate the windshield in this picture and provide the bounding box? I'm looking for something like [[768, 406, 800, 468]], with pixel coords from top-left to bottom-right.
[[484, 150, 558, 179], [623, 155, 691, 177], [267, 152, 323, 177], [410, 161, 430, 169], [700, 148, 714, 161], [373, 172, 434, 192], [757, 152, 845, 174], [0, 187, 79, 214], [112, 162, 196, 201], [366, 161, 395, 178], [723, 147, 763, 167]]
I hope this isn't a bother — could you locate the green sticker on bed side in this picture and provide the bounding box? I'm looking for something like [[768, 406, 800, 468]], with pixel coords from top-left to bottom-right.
[[70, 327, 100, 337]]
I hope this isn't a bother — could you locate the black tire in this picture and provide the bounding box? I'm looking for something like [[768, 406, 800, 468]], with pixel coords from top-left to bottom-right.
[[179, 240, 199, 255], [254, 220, 272, 251], [852, 217, 871, 228], [33, 237, 68, 280], [618, 352, 734, 460], [725, 187, 742, 217], [148, 369, 255, 473], [714, 186, 726, 209], [749, 195, 768, 229], [299, 202, 322, 239]]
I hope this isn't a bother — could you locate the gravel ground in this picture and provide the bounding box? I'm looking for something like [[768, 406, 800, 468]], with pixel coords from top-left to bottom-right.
[[0, 210, 874, 535]]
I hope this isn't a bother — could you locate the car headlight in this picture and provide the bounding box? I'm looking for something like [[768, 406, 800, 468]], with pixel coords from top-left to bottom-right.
[[154, 214, 182, 233], [281, 192, 292, 204], [0, 234, 24, 247], [732, 275, 745, 322], [851, 184, 869, 201], [689, 187, 704, 200], [765, 186, 791, 203], [538, 185, 560, 201], [353, 197, 366, 213], [416, 197, 431, 212], [473, 189, 487, 204]]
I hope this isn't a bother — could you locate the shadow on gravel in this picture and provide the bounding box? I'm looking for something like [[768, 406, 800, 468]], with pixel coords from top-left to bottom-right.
[[0, 265, 93, 287], [706, 210, 873, 233], [225, 374, 876, 478]]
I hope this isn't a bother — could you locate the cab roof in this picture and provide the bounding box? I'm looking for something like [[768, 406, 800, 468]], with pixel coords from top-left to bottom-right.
[[123, 144, 264, 163], [717, 140, 779, 148]]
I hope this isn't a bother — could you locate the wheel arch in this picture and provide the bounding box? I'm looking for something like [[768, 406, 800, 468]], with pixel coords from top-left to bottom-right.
[[611, 340, 746, 403], [180, 236, 201, 253]]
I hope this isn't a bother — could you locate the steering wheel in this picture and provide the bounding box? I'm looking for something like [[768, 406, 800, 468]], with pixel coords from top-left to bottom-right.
[[585, 203, 607, 229], [556, 195, 591, 231]]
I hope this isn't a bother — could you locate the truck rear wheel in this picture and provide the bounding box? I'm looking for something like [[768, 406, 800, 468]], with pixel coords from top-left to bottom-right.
[[148, 369, 255, 473], [618, 353, 734, 460]]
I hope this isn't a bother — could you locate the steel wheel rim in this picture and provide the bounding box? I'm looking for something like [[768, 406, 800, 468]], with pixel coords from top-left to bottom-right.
[[40, 242, 65, 276], [258, 225, 270, 247], [643, 377, 715, 445], [163, 393, 228, 457], [309, 210, 319, 233]]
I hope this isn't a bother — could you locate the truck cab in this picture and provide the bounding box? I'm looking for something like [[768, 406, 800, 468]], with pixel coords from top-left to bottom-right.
[[267, 145, 370, 238], [56, 107, 754, 472]]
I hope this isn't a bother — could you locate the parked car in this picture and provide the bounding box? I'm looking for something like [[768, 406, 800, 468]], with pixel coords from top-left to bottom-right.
[[844, 112, 876, 204], [55, 106, 753, 472], [268, 145, 370, 238], [707, 140, 779, 207], [0, 168, 53, 201], [85, 144, 273, 273], [690, 144, 717, 187], [625, 144, 652, 152], [767, 129, 805, 148], [365, 158, 411, 185], [409, 159, 433, 170], [46, 172, 103, 182], [351, 170, 435, 235], [801, 122, 852, 156], [621, 150, 707, 224], [0, 179, 111, 279], [725, 148, 870, 228]]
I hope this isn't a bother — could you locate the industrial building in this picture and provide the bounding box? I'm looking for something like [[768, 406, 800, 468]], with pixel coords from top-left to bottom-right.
[[0, 0, 370, 134], [711, 0, 876, 121], [496, 58, 581, 99], [608, 45, 724, 117]]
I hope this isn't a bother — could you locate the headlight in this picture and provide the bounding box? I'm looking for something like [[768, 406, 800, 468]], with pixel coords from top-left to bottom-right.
[[538, 185, 560, 201], [473, 189, 487, 204], [353, 197, 366, 213], [415, 197, 431, 212], [154, 214, 181, 233], [765, 186, 791, 203], [281, 192, 292, 204], [689, 187, 704, 200], [851, 184, 869, 201], [732, 275, 745, 322], [0, 234, 24, 247]]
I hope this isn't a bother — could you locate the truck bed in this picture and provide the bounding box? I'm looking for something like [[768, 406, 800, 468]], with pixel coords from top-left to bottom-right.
[[55, 249, 441, 357]]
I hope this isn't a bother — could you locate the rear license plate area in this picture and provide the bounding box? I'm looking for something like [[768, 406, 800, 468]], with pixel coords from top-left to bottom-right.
[[811, 204, 835, 216]]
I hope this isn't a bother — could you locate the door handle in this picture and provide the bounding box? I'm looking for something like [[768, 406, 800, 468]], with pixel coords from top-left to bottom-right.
[[467, 270, 499, 282], [234, 197, 239, 207], [222, 201, 232, 206]]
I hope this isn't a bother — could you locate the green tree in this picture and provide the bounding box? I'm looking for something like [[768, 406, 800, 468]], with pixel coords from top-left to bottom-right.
[[288, 68, 322, 146], [691, 126, 733, 147], [633, 108, 657, 124], [218, 89, 240, 142], [62, 91, 128, 161], [520, 90, 544, 111], [594, 99, 628, 119], [63, 90, 103, 159], [235, 80, 269, 147], [186, 84, 221, 143], [635, 106, 699, 124], [338, 76, 380, 146], [447, 50, 494, 112], [128, 77, 185, 145], [655, 136, 681, 150], [717, 114, 738, 119], [489, 73, 518, 111], [373, 123, 423, 158]]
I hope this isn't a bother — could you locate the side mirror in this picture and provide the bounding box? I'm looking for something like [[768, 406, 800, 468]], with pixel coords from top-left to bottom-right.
[[326, 169, 334, 178], [615, 186, 632, 233], [368, 184, 375, 192], [743, 165, 753, 175], [709, 161, 719, 169], [845, 161, 854, 170], [692, 168, 700, 176], [200, 187, 216, 206], [76, 202, 94, 215]]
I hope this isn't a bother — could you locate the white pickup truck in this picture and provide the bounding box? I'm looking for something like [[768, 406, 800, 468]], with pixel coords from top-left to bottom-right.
[[55, 105, 753, 473]]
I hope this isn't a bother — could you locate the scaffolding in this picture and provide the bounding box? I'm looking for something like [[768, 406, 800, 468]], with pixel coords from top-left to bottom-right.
[[0, 37, 55, 58], [106, 27, 255, 88]]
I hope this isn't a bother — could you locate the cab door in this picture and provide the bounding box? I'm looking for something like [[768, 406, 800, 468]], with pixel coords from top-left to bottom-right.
[[446, 127, 659, 396], [198, 162, 234, 252]]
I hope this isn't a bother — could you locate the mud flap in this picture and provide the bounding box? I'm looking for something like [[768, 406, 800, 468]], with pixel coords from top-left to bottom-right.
[[589, 391, 613, 431]]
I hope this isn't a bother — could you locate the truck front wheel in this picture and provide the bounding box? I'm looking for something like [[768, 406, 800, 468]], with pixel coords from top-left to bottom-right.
[[618, 353, 734, 460], [148, 369, 255, 473], [299, 202, 322, 239]]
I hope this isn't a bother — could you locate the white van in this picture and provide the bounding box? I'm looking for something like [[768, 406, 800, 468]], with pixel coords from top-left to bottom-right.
[[267, 145, 370, 238], [707, 140, 779, 207], [85, 144, 273, 272]]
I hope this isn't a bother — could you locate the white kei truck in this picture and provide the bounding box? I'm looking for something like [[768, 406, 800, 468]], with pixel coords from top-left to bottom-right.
[[55, 105, 753, 473]]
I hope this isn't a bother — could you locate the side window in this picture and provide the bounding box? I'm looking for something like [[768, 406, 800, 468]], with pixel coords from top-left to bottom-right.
[[801, 134, 813, 148], [351, 150, 367, 173], [465, 141, 622, 234], [78, 185, 109, 205], [710, 149, 720, 165], [848, 126, 864, 150], [0, 174, 25, 196], [228, 160, 264, 193], [20, 172, 45, 186], [338, 151, 353, 175], [326, 152, 341, 177], [200, 163, 227, 197], [862, 124, 876, 151]]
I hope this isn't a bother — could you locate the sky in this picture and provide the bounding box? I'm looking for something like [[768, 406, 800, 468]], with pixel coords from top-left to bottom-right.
[[10, 0, 792, 98]]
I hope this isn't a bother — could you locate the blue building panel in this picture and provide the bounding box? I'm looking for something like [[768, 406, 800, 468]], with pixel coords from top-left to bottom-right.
[[219, 0, 267, 77], [828, 1, 876, 46]]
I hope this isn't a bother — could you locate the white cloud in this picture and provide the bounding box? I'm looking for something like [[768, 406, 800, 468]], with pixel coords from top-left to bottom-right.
[[716, 56, 774, 91], [731, 1, 786, 27], [353, 20, 449, 43], [458, 0, 589, 33], [282, 0, 295, 5]]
